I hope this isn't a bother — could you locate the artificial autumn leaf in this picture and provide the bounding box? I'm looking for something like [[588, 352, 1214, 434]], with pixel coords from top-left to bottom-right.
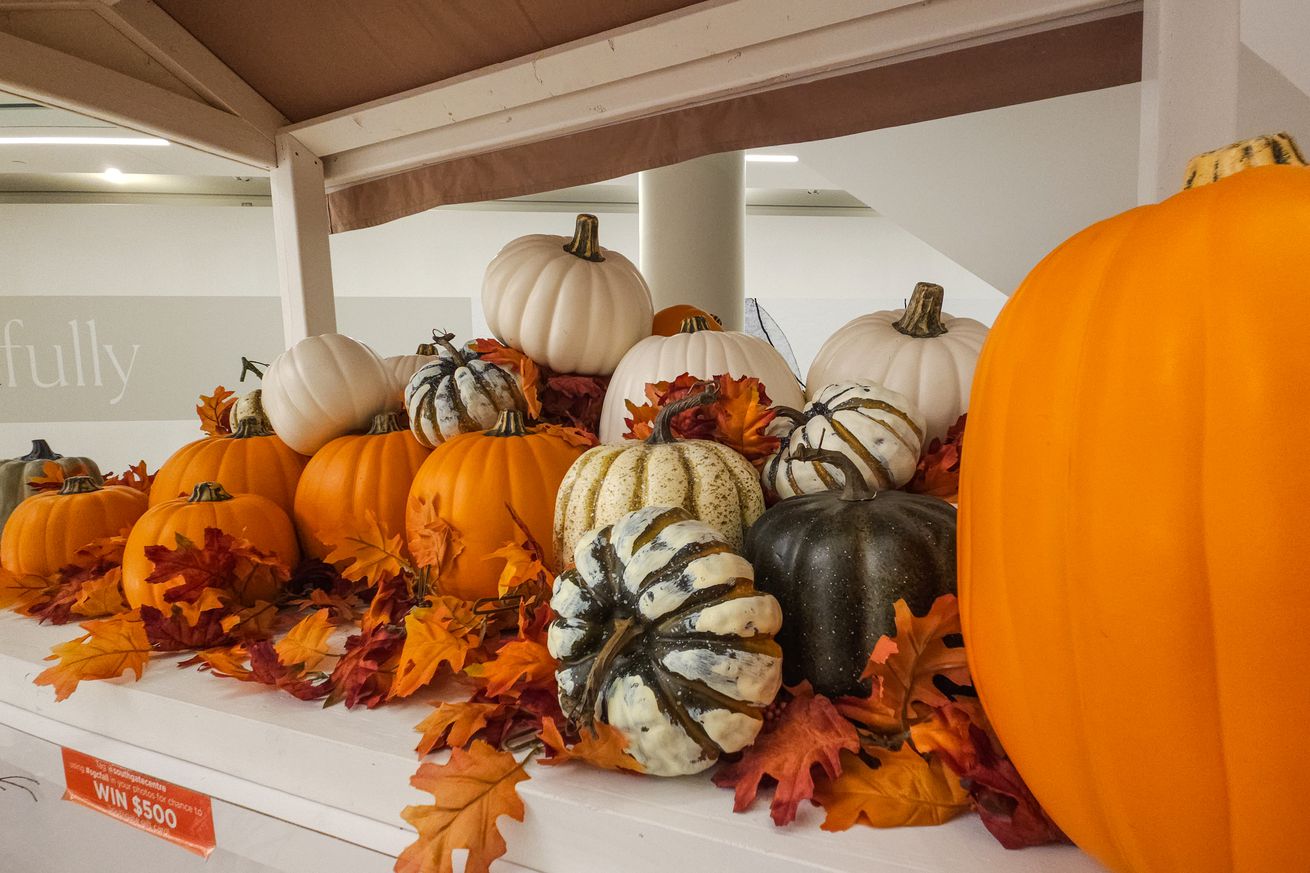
[[467, 638, 554, 698], [415, 701, 504, 756], [712, 685, 860, 826], [102, 460, 155, 495], [906, 414, 966, 499], [837, 595, 971, 735], [815, 747, 970, 830], [323, 510, 407, 584], [397, 741, 529, 873], [183, 644, 252, 681], [221, 600, 281, 641], [34, 614, 151, 701], [285, 556, 349, 598], [144, 529, 234, 603], [0, 567, 54, 612], [623, 373, 712, 442], [247, 640, 330, 701], [288, 587, 361, 625], [326, 622, 405, 709], [362, 573, 414, 633], [275, 608, 334, 669], [908, 701, 982, 767], [712, 374, 780, 466], [196, 385, 236, 436], [468, 338, 542, 419], [27, 460, 92, 493], [390, 598, 485, 699], [174, 587, 229, 626], [71, 569, 129, 618], [538, 717, 643, 773], [140, 605, 233, 652], [540, 372, 609, 433], [406, 495, 464, 572], [533, 422, 598, 451], [486, 541, 548, 599]]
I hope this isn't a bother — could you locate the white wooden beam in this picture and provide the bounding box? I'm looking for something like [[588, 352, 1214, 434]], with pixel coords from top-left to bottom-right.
[[94, 0, 289, 134], [270, 134, 336, 346], [287, 0, 1140, 189], [1137, 0, 1240, 202], [0, 31, 275, 168]]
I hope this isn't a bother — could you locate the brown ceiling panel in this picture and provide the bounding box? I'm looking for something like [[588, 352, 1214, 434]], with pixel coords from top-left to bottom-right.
[[153, 0, 702, 122]]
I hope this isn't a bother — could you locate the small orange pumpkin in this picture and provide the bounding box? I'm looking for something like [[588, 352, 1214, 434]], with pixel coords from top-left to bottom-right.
[[123, 482, 299, 610], [652, 304, 723, 336], [1, 476, 147, 577], [150, 390, 308, 513], [293, 411, 431, 559], [406, 410, 585, 600]]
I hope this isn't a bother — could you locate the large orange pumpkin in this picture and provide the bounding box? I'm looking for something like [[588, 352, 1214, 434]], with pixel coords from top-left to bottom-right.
[[652, 304, 722, 336], [123, 482, 299, 610], [1, 476, 146, 577], [406, 410, 584, 600], [960, 134, 1310, 873], [150, 390, 308, 513], [293, 411, 430, 559]]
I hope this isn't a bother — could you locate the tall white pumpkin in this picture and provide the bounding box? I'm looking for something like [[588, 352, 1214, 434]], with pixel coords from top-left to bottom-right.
[[597, 316, 805, 443], [806, 282, 988, 443], [261, 334, 394, 455], [481, 213, 653, 376]]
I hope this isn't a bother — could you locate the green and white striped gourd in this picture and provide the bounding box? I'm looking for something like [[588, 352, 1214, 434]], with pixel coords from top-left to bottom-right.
[[404, 331, 526, 448], [761, 380, 924, 500], [548, 505, 783, 776], [553, 387, 764, 562]]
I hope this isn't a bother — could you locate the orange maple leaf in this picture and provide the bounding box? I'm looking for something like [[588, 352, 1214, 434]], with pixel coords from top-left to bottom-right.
[[274, 608, 335, 669], [468, 338, 542, 419], [814, 747, 970, 830], [323, 511, 407, 584], [34, 614, 151, 701], [467, 638, 554, 698], [220, 600, 280, 641], [197, 385, 236, 436], [0, 567, 55, 612], [27, 460, 94, 492], [415, 701, 504, 756], [406, 495, 464, 572], [836, 595, 971, 735], [397, 741, 529, 873], [712, 374, 780, 466], [185, 644, 254, 681], [538, 717, 643, 773], [533, 422, 598, 450], [905, 413, 966, 499], [486, 541, 548, 599], [71, 568, 129, 618], [390, 598, 486, 699], [909, 702, 984, 769], [103, 460, 155, 495]]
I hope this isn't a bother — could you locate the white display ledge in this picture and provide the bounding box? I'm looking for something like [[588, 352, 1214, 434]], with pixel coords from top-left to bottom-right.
[[0, 611, 1104, 873]]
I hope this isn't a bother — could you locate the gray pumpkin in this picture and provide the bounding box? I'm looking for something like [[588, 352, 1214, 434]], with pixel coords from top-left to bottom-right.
[[744, 447, 956, 697], [0, 440, 102, 533], [404, 331, 526, 448]]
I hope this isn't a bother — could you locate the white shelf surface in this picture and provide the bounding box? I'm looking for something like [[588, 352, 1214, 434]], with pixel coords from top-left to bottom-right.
[[0, 611, 1105, 873]]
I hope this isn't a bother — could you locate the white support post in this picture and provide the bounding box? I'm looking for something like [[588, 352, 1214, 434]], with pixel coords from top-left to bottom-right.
[[638, 152, 746, 330], [1138, 0, 1241, 203], [271, 134, 337, 347]]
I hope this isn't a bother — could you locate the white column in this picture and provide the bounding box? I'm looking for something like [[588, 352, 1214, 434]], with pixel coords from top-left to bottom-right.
[[1138, 0, 1242, 203], [271, 133, 337, 347], [638, 151, 746, 330]]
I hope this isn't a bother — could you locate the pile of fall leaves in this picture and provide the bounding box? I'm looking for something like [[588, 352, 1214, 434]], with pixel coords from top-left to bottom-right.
[[0, 374, 1064, 873]]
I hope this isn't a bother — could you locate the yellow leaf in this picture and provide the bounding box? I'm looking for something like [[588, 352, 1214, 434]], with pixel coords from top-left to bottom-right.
[[34, 614, 151, 701], [0, 567, 53, 612], [390, 598, 485, 699], [274, 608, 334, 670], [485, 542, 547, 598], [407, 495, 464, 572], [323, 510, 407, 583], [538, 718, 643, 773], [469, 638, 555, 698], [414, 701, 502, 756], [174, 587, 229, 626], [814, 747, 970, 831], [221, 600, 280, 640], [70, 568, 128, 618]]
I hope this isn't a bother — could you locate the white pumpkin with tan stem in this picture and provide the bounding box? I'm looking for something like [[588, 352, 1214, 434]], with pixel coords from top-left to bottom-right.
[[806, 282, 987, 443], [261, 334, 394, 455], [597, 316, 805, 443], [381, 339, 441, 400], [481, 213, 653, 376]]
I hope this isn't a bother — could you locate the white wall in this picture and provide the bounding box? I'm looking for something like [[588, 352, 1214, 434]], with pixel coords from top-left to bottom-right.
[[1, 202, 1002, 469]]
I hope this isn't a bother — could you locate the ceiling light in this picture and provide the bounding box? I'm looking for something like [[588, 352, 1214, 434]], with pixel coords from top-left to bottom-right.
[[0, 136, 170, 146], [745, 154, 799, 163], [102, 167, 126, 183]]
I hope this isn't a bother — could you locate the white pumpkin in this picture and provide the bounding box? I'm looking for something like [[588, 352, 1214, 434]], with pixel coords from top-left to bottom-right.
[[261, 334, 394, 455], [761, 381, 925, 500], [381, 341, 440, 399], [806, 282, 987, 442], [481, 213, 653, 376], [404, 333, 525, 448], [598, 315, 805, 443]]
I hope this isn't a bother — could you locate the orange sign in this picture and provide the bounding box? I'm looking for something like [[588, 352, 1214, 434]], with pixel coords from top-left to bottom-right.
[[61, 747, 216, 857]]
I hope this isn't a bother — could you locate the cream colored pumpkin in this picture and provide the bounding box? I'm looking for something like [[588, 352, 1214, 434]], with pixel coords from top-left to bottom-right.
[[555, 388, 765, 562], [382, 341, 440, 399], [481, 213, 653, 375], [806, 282, 987, 442], [598, 316, 804, 443], [261, 334, 394, 455], [761, 381, 925, 500]]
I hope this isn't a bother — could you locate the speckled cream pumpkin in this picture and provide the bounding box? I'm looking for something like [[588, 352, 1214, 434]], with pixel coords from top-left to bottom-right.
[[554, 387, 765, 562], [548, 505, 783, 776], [404, 332, 525, 448]]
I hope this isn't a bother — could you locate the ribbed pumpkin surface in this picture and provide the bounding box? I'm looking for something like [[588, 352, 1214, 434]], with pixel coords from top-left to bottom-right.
[[151, 430, 307, 512], [1, 480, 146, 577]]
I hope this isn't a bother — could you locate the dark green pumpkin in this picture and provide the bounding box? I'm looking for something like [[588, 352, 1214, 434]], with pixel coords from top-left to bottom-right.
[[743, 446, 956, 697]]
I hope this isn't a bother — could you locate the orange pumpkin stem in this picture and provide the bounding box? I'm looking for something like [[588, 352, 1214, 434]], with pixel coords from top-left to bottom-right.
[[189, 481, 234, 503], [58, 475, 102, 495], [429, 330, 467, 367], [485, 410, 528, 437], [647, 384, 720, 446], [1184, 132, 1306, 189], [790, 446, 874, 501], [367, 411, 407, 435], [892, 282, 948, 339], [22, 439, 60, 461], [678, 316, 713, 335], [563, 213, 605, 262]]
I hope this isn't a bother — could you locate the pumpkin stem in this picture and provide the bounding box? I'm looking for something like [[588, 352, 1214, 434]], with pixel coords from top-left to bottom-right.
[[678, 316, 712, 334], [772, 406, 806, 426], [1184, 133, 1305, 189], [430, 330, 467, 367], [59, 475, 101, 495], [367, 411, 406, 435], [563, 213, 605, 262], [414, 341, 438, 356], [790, 446, 875, 500], [646, 384, 720, 446], [188, 481, 235, 503], [230, 390, 275, 439], [579, 614, 643, 726], [485, 410, 528, 437], [892, 283, 948, 338], [21, 439, 61, 462], [239, 356, 267, 382]]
